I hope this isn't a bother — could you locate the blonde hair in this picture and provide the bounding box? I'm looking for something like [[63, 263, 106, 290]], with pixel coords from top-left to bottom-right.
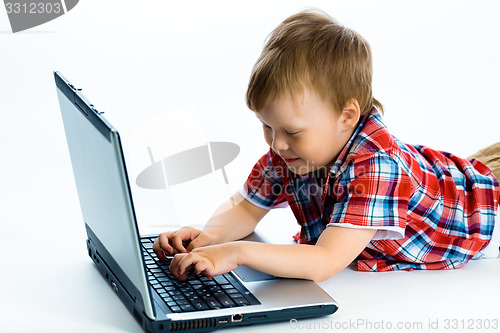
[[246, 9, 383, 115]]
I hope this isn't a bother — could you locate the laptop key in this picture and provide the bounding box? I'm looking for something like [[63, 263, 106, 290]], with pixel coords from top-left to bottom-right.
[[169, 290, 183, 297], [198, 292, 212, 299], [225, 288, 238, 294], [153, 272, 167, 278], [162, 296, 174, 303], [180, 304, 195, 312], [157, 277, 171, 282], [234, 298, 250, 305], [189, 280, 202, 285], [170, 306, 182, 313], [208, 286, 221, 292], [205, 299, 222, 309], [172, 295, 186, 301], [192, 301, 210, 310], [216, 294, 235, 307], [192, 284, 205, 290], [213, 275, 229, 285], [173, 280, 189, 287], [203, 280, 216, 286], [182, 292, 195, 298]]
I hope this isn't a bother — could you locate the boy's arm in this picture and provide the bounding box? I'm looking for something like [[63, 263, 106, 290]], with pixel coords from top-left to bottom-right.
[[171, 225, 377, 282], [203, 192, 270, 244], [236, 226, 376, 281], [154, 192, 269, 258]]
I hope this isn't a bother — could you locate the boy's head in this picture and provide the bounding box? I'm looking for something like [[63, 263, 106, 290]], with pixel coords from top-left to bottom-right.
[[246, 10, 382, 175], [246, 9, 382, 116]]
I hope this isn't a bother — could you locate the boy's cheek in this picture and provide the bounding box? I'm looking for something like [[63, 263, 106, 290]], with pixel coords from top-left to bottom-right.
[[263, 134, 272, 147]]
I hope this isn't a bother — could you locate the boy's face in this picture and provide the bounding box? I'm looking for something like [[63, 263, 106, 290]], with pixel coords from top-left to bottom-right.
[[256, 88, 358, 175]]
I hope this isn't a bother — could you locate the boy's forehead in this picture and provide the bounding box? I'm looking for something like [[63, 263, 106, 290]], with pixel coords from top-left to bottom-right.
[[256, 88, 335, 126], [263, 87, 324, 109], [272, 87, 324, 105]]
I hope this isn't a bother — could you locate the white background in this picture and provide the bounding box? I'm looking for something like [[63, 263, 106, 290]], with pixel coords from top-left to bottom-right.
[[1, 1, 499, 332]]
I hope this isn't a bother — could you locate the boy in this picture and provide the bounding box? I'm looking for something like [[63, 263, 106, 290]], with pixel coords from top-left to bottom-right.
[[153, 10, 500, 281]]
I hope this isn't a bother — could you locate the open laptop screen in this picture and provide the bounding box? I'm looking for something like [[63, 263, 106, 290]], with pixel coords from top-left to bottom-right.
[[55, 72, 155, 319]]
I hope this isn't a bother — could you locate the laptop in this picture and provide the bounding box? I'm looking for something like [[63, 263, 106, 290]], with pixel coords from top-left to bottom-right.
[[54, 71, 338, 332]]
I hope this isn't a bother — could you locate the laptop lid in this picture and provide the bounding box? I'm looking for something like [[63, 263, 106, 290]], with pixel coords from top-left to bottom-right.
[[54, 71, 156, 320]]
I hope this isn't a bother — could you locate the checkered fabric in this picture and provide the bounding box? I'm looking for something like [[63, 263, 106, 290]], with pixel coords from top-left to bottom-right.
[[241, 110, 499, 271]]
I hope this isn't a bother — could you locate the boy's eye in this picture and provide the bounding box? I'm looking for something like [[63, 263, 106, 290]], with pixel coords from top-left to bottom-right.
[[261, 123, 299, 136], [285, 130, 300, 136]]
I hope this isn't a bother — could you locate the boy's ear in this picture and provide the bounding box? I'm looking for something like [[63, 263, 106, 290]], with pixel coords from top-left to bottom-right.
[[340, 98, 361, 131]]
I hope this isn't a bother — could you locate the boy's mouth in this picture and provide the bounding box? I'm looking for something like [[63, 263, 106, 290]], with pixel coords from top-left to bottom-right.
[[283, 157, 300, 163]]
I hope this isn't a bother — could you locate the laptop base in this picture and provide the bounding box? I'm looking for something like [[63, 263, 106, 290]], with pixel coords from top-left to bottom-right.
[[86, 228, 338, 332]]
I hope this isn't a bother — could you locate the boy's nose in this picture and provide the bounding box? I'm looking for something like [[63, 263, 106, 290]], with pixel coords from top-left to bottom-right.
[[272, 134, 289, 152]]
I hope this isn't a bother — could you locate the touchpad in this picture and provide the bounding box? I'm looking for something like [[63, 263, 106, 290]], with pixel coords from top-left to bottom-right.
[[233, 266, 279, 282]]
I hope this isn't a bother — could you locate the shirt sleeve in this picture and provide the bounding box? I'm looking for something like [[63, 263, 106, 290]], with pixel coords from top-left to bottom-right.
[[239, 152, 289, 210], [326, 152, 412, 240]]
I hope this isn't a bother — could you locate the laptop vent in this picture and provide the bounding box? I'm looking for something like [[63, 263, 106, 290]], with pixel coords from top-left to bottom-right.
[[169, 318, 216, 331]]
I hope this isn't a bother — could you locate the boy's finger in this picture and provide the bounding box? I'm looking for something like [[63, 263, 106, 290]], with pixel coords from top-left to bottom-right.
[[158, 232, 175, 255], [171, 231, 188, 253], [186, 234, 209, 252], [152, 237, 166, 260], [177, 252, 199, 276], [193, 260, 211, 276], [169, 253, 185, 276]]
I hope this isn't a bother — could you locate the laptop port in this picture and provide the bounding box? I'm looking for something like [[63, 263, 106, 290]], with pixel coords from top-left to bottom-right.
[[231, 314, 243, 322]]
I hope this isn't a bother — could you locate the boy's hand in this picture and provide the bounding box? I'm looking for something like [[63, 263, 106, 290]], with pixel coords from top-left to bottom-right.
[[169, 243, 239, 281], [153, 227, 214, 261]]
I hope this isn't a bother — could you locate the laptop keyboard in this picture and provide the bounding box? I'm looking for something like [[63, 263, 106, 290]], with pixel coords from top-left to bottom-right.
[[141, 237, 259, 313]]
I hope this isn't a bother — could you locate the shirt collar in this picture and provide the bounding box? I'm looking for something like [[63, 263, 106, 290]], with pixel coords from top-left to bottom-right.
[[328, 109, 374, 176]]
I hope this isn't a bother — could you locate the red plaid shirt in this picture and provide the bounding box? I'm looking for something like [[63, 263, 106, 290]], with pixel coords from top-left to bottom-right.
[[241, 110, 499, 271]]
